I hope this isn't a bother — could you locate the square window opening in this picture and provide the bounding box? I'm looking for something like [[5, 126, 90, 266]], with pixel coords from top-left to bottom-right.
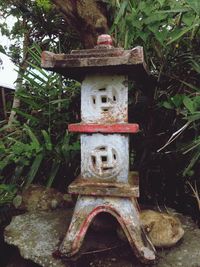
[[92, 156, 96, 166], [101, 96, 107, 103], [101, 156, 107, 162]]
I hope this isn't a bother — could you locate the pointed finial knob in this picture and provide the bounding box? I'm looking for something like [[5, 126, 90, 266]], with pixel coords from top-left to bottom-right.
[[97, 34, 113, 47]]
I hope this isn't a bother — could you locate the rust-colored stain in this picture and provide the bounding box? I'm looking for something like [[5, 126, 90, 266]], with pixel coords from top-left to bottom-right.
[[41, 44, 149, 82], [68, 172, 139, 198], [59, 197, 156, 263]]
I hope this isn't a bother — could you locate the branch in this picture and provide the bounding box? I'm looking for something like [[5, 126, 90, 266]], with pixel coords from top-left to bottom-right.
[[157, 121, 191, 153]]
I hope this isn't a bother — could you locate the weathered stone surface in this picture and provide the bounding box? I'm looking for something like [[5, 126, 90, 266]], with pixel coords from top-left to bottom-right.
[[117, 210, 185, 248], [4, 210, 72, 267], [4, 209, 200, 267], [41, 46, 149, 82], [68, 172, 139, 198], [41, 46, 145, 71]]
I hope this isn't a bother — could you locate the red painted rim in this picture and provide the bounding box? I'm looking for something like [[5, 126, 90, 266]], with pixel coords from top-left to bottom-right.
[[68, 123, 139, 133]]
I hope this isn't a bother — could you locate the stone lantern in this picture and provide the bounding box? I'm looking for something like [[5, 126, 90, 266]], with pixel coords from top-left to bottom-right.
[[41, 34, 156, 264]]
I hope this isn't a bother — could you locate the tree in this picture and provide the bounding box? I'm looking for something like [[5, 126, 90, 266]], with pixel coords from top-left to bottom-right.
[[0, 0, 71, 124], [7, 19, 30, 126], [51, 0, 109, 48], [0, 0, 110, 125]]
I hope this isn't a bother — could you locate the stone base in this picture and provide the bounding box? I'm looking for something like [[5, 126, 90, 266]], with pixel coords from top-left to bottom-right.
[[59, 196, 155, 263], [68, 172, 139, 197], [4, 209, 200, 267]]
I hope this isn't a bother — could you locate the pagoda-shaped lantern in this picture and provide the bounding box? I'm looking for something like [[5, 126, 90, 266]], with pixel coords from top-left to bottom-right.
[[41, 34, 156, 264]]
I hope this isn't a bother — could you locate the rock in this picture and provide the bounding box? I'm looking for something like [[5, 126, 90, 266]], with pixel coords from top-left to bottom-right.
[[4, 209, 200, 267], [12, 185, 74, 211], [4, 210, 72, 267], [117, 210, 185, 248]]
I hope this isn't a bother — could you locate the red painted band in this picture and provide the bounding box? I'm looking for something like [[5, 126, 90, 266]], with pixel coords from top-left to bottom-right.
[[97, 41, 112, 45], [68, 123, 139, 133]]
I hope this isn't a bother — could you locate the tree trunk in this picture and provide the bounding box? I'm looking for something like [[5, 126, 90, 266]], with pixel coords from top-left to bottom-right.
[[52, 0, 109, 48], [1, 88, 7, 120]]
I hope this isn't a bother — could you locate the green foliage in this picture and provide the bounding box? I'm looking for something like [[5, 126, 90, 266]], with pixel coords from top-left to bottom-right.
[[161, 93, 200, 115], [110, 0, 200, 213], [0, 184, 17, 206], [110, 0, 200, 51], [0, 0, 80, 63], [0, 45, 80, 188], [36, 0, 52, 11]]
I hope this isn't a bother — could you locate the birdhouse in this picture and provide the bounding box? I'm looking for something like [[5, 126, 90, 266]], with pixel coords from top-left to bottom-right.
[[41, 34, 156, 264]]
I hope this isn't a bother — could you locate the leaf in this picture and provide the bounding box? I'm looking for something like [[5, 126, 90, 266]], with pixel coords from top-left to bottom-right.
[[183, 149, 200, 176], [143, 13, 167, 24], [110, 0, 128, 31], [167, 24, 196, 45], [0, 45, 6, 54], [0, 184, 17, 206], [0, 184, 13, 191], [16, 95, 41, 109], [182, 12, 196, 26], [46, 160, 61, 188], [186, 0, 200, 15], [162, 101, 174, 109], [25, 68, 48, 84], [138, 31, 149, 42], [124, 28, 129, 49], [170, 94, 184, 108], [25, 153, 44, 187], [126, 14, 142, 30], [138, 2, 154, 16], [186, 112, 200, 122], [68, 140, 80, 152], [190, 59, 200, 74], [183, 138, 200, 154], [183, 96, 194, 113], [26, 61, 49, 79], [36, 0, 52, 11], [154, 28, 168, 45], [12, 109, 40, 123], [24, 124, 41, 149], [22, 73, 44, 88], [50, 99, 69, 105], [42, 130, 52, 151], [180, 80, 199, 92], [157, 0, 165, 7], [158, 9, 189, 13], [193, 96, 200, 111], [28, 46, 42, 64]]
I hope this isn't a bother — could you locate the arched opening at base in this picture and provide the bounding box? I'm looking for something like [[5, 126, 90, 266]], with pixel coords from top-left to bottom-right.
[[73, 207, 133, 256], [79, 211, 132, 257], [90, 212, 118, 233]]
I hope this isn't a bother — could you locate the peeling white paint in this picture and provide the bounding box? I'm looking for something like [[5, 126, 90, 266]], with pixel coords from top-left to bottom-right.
[[81, 74, 128, 123], [81, 134, 129, 181]]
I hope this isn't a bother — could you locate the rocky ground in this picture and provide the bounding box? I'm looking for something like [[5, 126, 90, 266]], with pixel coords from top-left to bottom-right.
[[2, 208, 200, 267]]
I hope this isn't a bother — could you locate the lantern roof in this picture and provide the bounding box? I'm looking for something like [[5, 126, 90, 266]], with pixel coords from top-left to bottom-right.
[[41, 35, 150, 83]]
